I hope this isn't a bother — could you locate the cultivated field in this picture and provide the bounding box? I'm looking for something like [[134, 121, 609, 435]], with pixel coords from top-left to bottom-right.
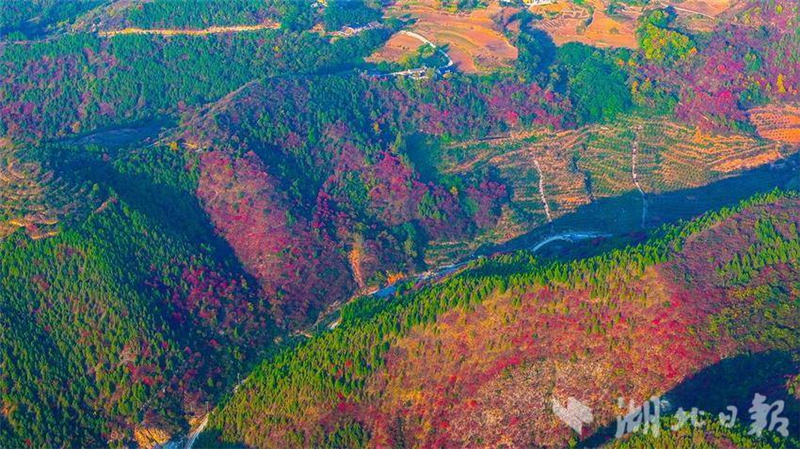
[[662, 0, 738, 31], [367, 31, 428, 64], [371, 0, 741, 71], [381, 0, 518, 73], [749, 104, 800, 145], [0, 147, 83, 240], [663, 0, 735, 18], [531, 0, 641, 49], [428, 114, 795, 255], [531, 0, 739, 48]]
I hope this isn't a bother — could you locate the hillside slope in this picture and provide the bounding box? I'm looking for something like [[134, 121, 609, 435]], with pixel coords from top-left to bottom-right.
[[201, 190, 800, 448], [0, 145, 274, 447], [0, 2, 799, 447]]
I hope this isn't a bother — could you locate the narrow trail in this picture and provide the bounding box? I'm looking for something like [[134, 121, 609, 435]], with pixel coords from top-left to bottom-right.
[[631, 126, 647, 229], [533, 157, 553, 223], [98, 22, 280, 38]]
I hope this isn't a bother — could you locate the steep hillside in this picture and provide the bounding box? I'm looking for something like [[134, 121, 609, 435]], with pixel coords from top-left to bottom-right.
[[0, 0, 105, 39], [0, 144, 94, 239], [0, 17, 388, 140], [173, 74, 569, 324], [0, 144, 274, 448], [430, 113, 798, 257], [0, 1, 799, 447], [200, 190, 800, 448], [196, 150, 355, 325]]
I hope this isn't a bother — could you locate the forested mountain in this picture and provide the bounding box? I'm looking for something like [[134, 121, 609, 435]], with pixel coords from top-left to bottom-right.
[[0, 0, 799, 447], [202, 190, 800, 448], [0, 143, 275, 446], [0, 23, 388, 139], [0, 0, 103, 39]]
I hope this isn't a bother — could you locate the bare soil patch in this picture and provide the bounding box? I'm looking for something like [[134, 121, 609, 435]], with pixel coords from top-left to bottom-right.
[[532, 0, 738, 49], [366, 31, 426, 64], [381, 0, 518, 73], [662, 0, 734, 18], [531, 0, 641, 49]]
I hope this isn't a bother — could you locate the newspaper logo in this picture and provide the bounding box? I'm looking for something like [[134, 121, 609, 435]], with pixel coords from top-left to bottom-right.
[[553, 397, 593, 434]]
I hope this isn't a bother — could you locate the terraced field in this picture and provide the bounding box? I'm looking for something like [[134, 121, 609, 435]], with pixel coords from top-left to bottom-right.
[[587, 118, 785, 194], [750, 104, 800, 145], [531, 0, 741, 47], [381, 0, 518, 73], [433, 115, 796, 251], [664, 0, 735, 18], [493, 131, 592, 219], [372, 0, 742, 71], [0, 147, 86, 240], [531, 0, 641, 49]]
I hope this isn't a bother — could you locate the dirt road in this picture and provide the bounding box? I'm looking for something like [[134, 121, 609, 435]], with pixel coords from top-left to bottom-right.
[[99, 22, 279, 38]]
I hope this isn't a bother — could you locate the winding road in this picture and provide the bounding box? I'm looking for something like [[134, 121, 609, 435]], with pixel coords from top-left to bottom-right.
[[375, 30, 454, 78], [157, 415, 206, 449], [163, 374, 249, 449], [166, 226, 611, 447], [397, 30, 454, 70], [531, 231, 612, 252]]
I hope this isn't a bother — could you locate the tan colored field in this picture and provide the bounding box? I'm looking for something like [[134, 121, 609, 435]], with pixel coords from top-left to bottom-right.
[[437, 115, 788, 226], [584, 1, 639, 48], [662, 0, 734, 18], [532, 0, 739, 49], [367, 32, 426, 64], [382, 0, 518, 73], [532, 0, 640, 49], [659, 0, 738, 32], [373, 0, 738, 71], [749, 105, 800, 145]]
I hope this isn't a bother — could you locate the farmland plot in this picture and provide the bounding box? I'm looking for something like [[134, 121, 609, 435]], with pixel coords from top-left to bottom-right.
[[750, 104, 800, 145], [381, 0, 518, 73], [437, 114, 794, 241]]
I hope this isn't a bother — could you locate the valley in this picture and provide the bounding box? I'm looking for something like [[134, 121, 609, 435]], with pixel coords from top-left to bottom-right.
[[200, 190, 800, 448], [1, 0, 799, 448]]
